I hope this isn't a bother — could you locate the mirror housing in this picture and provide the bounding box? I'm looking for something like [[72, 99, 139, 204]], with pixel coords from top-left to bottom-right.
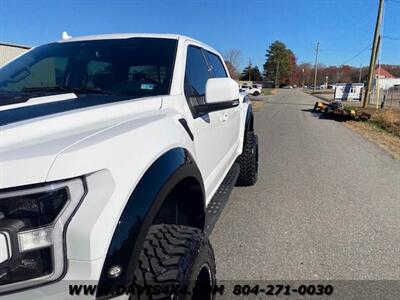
[[196, 78, 240, 114], [205, 77, 240, 103]]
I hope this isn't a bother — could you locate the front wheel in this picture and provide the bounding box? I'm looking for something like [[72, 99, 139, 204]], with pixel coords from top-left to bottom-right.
[[236, 131, 259, 186], [133, 224, 216, 300], [253, 91, 260, 96]]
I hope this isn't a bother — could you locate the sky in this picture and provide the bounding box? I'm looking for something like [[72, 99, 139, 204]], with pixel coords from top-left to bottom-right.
[[1, 0, 400, 71]]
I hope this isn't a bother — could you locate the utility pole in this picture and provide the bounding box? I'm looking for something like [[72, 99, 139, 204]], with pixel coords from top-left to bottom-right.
[[376, 60, 381, 109], [374, 34, 382, 71], [313, 41, 320, 93], [275, 60, 280, 88], [358, 64, 363, 83], [363, 0, 384, 108], [248, 59, 252, 82]]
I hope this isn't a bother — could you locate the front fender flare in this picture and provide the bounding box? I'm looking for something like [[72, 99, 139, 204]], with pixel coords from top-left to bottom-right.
[[244, 104, 254, 138], [97, 147, 204, 295]]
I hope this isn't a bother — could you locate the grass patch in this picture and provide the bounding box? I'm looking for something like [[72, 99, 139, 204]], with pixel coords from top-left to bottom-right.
[[370, 109, 400, 138], [367, 121, 388, 133], [344, 108, 400, 159], [340, 106, 400, 138], [262, 88, 276, 96]]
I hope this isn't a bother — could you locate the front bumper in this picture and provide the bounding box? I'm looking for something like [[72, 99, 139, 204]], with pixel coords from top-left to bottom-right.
[[4, 259, 112, 300]]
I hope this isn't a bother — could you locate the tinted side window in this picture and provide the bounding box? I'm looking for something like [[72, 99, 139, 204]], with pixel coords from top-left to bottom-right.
[[206, 51, 227, 78], [184, 46, 211, 106]]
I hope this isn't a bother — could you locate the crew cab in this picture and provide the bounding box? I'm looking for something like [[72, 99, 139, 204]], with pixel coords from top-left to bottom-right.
[[0, 33, 258, 299]]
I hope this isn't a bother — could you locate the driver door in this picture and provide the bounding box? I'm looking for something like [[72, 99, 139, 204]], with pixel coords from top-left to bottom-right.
[[184, 45, 240, 203]]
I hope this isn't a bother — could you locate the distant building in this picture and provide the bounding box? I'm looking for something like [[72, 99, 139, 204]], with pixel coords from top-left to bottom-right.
[[0, 42, 30, 67], [334, 83, 364, 101], [371, 66, 400, 90]]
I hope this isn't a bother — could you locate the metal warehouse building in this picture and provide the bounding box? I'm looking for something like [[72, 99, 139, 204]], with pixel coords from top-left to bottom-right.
[[0, 42, 30, 67]]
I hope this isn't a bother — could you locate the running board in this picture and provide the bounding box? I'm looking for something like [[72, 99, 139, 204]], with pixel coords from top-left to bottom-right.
[[204, 163, 240, 237]]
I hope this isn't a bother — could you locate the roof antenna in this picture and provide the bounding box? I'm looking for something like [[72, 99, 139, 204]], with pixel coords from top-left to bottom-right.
[[62, 31, 72, 40]]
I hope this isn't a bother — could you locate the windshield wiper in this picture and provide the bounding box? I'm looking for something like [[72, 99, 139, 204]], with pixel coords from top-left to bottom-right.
[[22, 86, 112, 95]]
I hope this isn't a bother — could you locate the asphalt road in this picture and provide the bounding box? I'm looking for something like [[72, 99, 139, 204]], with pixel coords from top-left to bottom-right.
[[210, 89, 400, 283]]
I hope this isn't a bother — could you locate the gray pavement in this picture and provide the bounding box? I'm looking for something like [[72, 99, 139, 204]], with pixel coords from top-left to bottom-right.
[[210, 89, 400, 281]]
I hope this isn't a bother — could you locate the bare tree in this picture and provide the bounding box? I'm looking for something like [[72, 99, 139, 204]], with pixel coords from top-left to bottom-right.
[[223, 49, 243, 80]]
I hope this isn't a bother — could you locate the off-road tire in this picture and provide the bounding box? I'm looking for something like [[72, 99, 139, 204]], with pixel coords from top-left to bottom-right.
[[132, 224, 216, 300], [253, 91, 260, 96], [236, 131, 258, 186]]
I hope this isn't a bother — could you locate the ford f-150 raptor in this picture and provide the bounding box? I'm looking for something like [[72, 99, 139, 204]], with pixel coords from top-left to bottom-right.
[[0, 33, 258, 299]]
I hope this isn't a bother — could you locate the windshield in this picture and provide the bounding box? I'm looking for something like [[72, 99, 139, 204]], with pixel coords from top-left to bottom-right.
[[0, 38, 177, 102]]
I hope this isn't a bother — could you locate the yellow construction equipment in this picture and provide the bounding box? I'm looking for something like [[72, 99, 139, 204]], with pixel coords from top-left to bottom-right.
[[313, 101, 371, 121]]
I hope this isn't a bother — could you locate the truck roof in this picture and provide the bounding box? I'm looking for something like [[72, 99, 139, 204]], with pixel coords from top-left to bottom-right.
[[58, 33, 219, 54], [59, 33, 182, 42]]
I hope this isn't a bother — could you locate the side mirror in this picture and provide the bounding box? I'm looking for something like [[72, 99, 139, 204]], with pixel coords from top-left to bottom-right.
[[196, 78, 240, 113]]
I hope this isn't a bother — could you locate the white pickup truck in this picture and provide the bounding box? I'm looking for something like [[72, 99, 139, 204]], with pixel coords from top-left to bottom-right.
[[0, 33, 258, 299]]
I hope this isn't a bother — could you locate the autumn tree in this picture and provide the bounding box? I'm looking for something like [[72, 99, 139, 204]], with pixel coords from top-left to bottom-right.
[[292, 63, 400, 86], [264, 41, 296, 86], [223, 49, 242, 80]]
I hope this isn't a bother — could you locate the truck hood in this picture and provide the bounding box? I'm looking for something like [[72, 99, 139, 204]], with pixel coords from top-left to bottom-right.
[[0, 93, 162, 188]]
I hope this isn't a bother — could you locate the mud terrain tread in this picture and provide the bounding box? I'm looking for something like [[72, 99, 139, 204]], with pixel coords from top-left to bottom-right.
[[236, 132, 258, 186], [133, 224, 208, 299]]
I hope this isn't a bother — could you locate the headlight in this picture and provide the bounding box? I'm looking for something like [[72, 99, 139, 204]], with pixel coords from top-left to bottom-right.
[[0, 177, 86, 294]]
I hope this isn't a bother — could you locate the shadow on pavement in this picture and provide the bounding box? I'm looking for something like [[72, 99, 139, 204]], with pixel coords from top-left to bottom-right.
[[301, 108, 348, 122], [267, 101, 314, 106]]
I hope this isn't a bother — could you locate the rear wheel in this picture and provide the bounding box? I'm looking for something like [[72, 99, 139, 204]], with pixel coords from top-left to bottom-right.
[[132, 224, 216, 300], [236, 131, 259, 186], [253, 91, 260, 96]]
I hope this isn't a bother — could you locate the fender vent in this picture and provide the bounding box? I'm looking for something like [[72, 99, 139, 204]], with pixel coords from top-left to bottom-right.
[[178, 118, 194, 141]]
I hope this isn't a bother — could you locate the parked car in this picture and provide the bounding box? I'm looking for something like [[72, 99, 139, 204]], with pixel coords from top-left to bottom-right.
[[240, 84, 262, 96], [0, 33, 259, 299]]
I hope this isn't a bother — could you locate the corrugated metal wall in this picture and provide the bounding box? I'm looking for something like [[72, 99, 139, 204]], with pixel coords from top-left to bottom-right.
[[0, 45, 28, 67]]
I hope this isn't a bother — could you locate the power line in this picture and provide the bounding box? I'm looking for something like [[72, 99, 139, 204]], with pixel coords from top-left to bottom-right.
[[341, 43, 372, 65], [383, 35, 400, 41]]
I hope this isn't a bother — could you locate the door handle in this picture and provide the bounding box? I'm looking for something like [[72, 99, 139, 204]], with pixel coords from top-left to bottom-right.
[[220, 113, 229, 122]]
